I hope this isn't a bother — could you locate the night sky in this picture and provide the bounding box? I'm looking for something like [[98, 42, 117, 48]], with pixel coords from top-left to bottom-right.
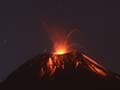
[[0, 0, 120, 82]]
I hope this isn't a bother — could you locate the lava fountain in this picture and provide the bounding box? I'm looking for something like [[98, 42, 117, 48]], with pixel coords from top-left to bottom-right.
[[40, 26, 108, 78]]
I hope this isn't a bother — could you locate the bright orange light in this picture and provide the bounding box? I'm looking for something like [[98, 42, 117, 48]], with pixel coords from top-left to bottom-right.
[[53, 45, 68, 55], [55, 49, 66, 55], [46, 26, 72, 55]]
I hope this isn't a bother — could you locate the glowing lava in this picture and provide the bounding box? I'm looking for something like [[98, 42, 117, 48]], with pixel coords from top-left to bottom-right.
[[40, 26, 108, 78], [55, 49, 66, 55], [53, 44, 68, 55], [40, 50, 108, 77], [46, 26, 75, 56]]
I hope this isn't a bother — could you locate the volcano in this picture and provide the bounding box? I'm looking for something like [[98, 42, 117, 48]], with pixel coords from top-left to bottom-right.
[[1, 50, 120, 90]]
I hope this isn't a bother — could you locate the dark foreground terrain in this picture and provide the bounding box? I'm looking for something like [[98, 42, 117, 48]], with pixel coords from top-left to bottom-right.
[[1, 52, 120, 90]]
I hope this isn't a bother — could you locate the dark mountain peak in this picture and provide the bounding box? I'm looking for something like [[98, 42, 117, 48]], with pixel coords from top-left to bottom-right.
[[1, 51, 120, 89]]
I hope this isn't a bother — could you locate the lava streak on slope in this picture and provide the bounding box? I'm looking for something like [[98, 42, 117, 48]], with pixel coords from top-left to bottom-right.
[[40, 26, 108, 78], [40, 50, 108, 78]]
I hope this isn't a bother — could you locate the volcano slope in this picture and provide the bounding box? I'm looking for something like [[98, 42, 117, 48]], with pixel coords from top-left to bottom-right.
[[1, 51, 120, 90]]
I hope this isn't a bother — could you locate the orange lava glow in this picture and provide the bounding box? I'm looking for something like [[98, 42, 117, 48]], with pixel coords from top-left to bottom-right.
[[46, 26, 72, 55], [40, 25, 108, 78], [53, 44, 68, 55]]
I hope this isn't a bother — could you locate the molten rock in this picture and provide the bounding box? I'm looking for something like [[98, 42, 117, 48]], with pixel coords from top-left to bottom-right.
[[1, 51, 120, 90]]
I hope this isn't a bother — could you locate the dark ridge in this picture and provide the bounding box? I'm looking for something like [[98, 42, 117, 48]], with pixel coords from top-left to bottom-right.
[[1, 52, 120, 90]]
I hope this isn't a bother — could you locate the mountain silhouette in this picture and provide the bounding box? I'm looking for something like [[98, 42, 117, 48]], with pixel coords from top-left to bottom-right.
[[1, 51, 120, 90]]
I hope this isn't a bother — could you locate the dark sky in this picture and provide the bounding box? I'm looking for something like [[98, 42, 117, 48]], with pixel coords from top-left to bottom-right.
[[0, 0, 120, 82]]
